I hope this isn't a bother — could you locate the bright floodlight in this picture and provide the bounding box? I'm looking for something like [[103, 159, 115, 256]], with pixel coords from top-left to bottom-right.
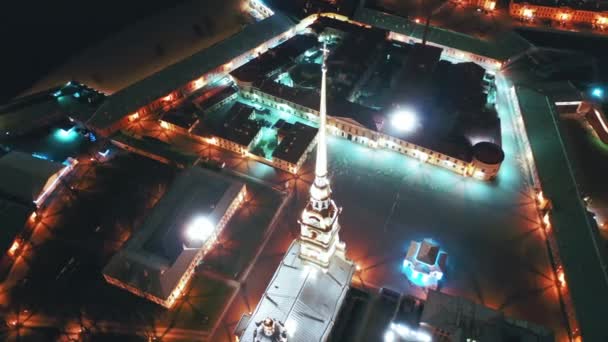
[[391, 110, 418, 132], [186, 217, 215, 242], [384, 330, 396, 342]]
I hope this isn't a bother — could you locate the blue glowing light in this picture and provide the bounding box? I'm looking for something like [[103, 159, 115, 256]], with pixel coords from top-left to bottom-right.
[[89, 133, 97, 142], [73, 92, 80, 98], [403, 262, 436, 287], [402, 239, 446, 288], [53, 90, 62, 97], [591, 87, 604, 98], [32, 153, 49, 160], [98, 149, 110, 158], [54, 127, 78, 143]]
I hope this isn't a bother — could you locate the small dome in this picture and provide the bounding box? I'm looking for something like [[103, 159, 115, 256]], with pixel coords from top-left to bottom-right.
[[472, 142, 504, 165]]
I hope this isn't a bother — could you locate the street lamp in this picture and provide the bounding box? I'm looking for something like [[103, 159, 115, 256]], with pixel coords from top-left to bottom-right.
[[391, 109, 418, 133]]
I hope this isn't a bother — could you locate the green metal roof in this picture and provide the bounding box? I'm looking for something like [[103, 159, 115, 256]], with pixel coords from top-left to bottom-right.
[[353, 8, 532, 61], [516, 86, 608, 341], [88, 13, 294, 131]]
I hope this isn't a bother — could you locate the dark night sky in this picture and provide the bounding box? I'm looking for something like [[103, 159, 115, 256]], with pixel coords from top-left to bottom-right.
[[0, 1, 190, 102]]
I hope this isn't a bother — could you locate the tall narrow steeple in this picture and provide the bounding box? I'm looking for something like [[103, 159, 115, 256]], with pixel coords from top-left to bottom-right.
[[310, 44, 331, 212], [298, 43, 347, 268]]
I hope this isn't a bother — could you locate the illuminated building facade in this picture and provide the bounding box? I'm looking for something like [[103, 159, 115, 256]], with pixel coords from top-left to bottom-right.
[[509, 1, 608, 29], [235, 43, 355, 342], [461, 0, 497, 12], [243, 80, 504, 181], [246, 0, 275, 21], [103, 167, 246, 308]]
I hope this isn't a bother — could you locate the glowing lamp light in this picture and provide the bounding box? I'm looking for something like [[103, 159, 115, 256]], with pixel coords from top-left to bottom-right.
[[186, 217, 215, 243], [193, 77, 205, 89], [129, 112, 140, 121], [557, 268, 566, 288], [537, 191, 545, 203], [8, 240, 20, 257], [384, 330, 396, 342], [418, 152, 429, 163], [559, 13, 571, 21], [98, 149, 110, 158], [391, 109, 418, 133], [523, 8, 534, 19], [55, 127, 77, 142], [591, 87, 604, 98], [163, 94, 173, 102]]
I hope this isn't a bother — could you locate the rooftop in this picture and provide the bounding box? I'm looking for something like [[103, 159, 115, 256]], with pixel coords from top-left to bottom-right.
[[0, 151, 65, 206], [196, 85, 239, 112], [353, 7, 533, 61], [230, 33, 318, 84], [102, 167, 244, 302], [1, 82, 104, 135], [110, 133, 199, 168], [253, 79, 380, 130], [160, 103, 200, 130], [0, 198, 30, 255], [87, 13, 294, 131], [208, 102, 262, 147], [272, 122, 318, 164], [239, 240, 355, 342], [516, 86, 608, 341], [421, 290, 554, 341]]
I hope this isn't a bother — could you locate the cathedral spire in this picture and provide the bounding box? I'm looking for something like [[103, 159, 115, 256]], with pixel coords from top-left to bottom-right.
[[298, 42, 347, 268], [309, 43, 331, 212], [315, 43, 329, 180]]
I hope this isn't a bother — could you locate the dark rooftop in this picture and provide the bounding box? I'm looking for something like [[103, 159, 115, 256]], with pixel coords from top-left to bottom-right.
[[195, 85, 238, 112], [230, 33, 319, 83], [353, 8, 532, 61], [472, 141, 505, 165], [88, 13, 294, 131], [272, 121, 317, 164], [141, 171, 232, 265], [196, 102, 262, 147], [103, 167, 244, 301], [422, 290, 554, 341], [161, 103, 200, 130], [516, 86, 608, 341]]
